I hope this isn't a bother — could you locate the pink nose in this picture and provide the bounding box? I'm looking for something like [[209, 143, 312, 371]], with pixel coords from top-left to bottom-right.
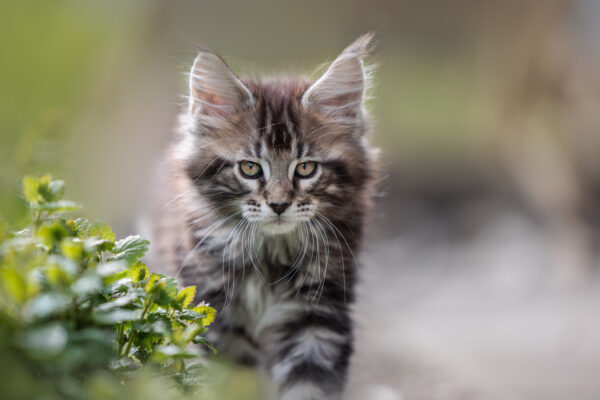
[[269, 202, 290, 215]]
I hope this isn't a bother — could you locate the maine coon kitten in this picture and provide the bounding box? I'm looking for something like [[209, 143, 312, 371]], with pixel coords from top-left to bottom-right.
[[152, 34, 378, 400]]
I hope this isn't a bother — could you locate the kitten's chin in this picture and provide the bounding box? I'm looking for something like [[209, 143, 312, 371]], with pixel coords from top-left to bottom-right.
[[260, 219, 298, 235]]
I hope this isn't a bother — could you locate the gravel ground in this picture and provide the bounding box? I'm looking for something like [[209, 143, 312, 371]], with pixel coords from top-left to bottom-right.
[[346, 198, 600, 400]]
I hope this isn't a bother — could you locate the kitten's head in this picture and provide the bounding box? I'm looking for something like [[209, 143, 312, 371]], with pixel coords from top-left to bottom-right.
[[177, 34, 377, 236]]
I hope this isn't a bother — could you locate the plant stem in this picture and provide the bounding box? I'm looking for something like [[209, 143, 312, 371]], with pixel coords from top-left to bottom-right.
[[122, 299, 152, 357], [117, 324, 124, 355]]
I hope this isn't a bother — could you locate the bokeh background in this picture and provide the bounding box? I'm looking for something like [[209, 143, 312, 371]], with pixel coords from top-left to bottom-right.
[[2, 1, 600, 399]]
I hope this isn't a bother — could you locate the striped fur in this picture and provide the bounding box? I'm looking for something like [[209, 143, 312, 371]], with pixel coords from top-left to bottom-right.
[[152, 34, 378, 400]]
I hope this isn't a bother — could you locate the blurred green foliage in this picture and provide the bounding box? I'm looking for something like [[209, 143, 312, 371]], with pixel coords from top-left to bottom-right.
[[0, 174, 218, 400], [0, 1, 137, 225]]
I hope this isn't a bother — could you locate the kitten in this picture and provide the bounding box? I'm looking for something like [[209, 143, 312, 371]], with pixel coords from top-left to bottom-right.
[[152, 34, 379, 400]]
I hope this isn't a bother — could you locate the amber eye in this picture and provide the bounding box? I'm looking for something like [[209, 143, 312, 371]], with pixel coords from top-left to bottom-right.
[[295, 161, 317, 178], [239, 161, 262, 178]]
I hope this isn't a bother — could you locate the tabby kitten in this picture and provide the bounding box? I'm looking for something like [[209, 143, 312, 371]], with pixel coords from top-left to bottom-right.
[[152, 34, 378, 400]]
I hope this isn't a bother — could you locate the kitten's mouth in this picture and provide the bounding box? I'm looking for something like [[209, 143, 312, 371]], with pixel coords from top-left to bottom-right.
[[261, 216, 297, 235]]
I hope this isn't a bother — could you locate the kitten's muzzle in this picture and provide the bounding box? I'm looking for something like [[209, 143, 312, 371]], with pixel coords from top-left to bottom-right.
[[268, 202, 290, 215]]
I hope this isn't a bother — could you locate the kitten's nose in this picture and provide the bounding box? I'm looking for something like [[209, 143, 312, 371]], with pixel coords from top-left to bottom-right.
[[268, 202, 290, 215]]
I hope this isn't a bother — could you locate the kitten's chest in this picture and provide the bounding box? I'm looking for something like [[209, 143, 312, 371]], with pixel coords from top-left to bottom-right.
[[223, 274, 276, 332], [215, 234, 305, 332]]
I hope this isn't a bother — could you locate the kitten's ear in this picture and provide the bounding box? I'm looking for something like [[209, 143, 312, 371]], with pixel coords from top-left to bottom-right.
[[302, 33, 375, 122], [188, 49, 254, 124]]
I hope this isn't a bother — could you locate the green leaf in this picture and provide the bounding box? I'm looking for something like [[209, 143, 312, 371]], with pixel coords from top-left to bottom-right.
[[109, 356, 142, 371], [22, 293, 71, 320], [111, 235, 149, 263], [47, 180, 66, 201], [84, 237, 115, 253], [18, 323, 68, 358], [92, 309, 140, 325], [95, 293, 140, 312], [34, 173, 54, 202], [69, 217, 89, 236], [96, 261, 127, 277], [180, 324, 203, 345], [38, 221, 69, 247], [151, 344, 199, 361], [60, 237, 84, 260], [192, 305, 216, 327], [71, 274, 102, 296], [31, 200, 81, 213], [145, 274, 164, 294], [126, 262, 148, 283], [88, 221, 115, 242], [45, 257, 77, 286], [131, 318, 171, 335], [175, 286, 196, 310], [22, 175, 40, 203], [163, 276, 178, 298], [0, 268, 27, 304], [193, 336, 218, 354]]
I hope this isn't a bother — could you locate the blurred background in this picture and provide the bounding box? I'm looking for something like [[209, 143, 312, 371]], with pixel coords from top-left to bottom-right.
[[2, 1, 600, 399]]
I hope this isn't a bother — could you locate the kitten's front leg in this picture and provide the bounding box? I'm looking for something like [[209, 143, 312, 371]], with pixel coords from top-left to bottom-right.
[[259, 301, 353, 400]]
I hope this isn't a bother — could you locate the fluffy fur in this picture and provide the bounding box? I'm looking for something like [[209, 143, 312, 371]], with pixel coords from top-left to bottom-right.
[[152, 33, 378, 400]]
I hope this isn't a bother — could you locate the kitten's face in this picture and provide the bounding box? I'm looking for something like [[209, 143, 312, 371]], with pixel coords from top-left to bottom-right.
[[180, 36, 374, 237], [235, 149, 322, 235]]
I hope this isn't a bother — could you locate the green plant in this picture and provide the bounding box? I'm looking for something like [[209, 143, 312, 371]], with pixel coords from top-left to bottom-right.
[[0, 174, 216, 400]]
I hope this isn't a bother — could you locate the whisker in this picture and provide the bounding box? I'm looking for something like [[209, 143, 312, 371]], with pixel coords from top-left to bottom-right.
[[312, 218, 330, 303], [176, 211, 241, 277], [315, 213, 350, 304], [221, 218, 246, 306], [295, 222, 317, 298], [274, 222, 309, 286]]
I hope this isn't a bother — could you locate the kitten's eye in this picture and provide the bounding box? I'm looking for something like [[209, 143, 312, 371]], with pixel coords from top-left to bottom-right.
[[239, 161, 262, 178], [295, 161, 317, 178]]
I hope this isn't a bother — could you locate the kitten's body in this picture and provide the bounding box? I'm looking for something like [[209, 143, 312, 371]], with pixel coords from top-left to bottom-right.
[[152, 35, 378, 400]]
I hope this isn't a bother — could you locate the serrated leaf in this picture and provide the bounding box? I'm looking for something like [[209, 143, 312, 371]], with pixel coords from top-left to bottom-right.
[[163, 276, 178, 297], [95, 293, 140, 312], [145, 274, 164, 294], [111, 235, 149, 262], [88, 221, 115, 242], [192, 305, 216, 327], [176, 286, 196, 309], [93, 309, 140, 325], [131, 318, 171, 335], [96, 261, 127, 277], [85, 237, 115, 252], [127, 262, 148, 283], [70, 218, 89, 236]]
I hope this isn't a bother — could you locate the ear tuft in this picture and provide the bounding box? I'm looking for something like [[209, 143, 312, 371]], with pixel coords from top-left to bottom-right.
[[340, 32, 377, 60], [302, 33, 376, 122], [188, 49, 253, 123]]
